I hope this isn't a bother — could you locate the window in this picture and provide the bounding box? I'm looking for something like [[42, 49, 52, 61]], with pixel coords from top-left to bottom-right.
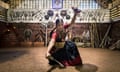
[[9, 0, 101, 9]]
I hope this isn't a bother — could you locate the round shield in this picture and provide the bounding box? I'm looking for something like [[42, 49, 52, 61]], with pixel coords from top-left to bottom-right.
[[60, 10, 67, 17], [47, 10, 54, 17], [66, 15, 70, 20], [44, 15, 49, 20]]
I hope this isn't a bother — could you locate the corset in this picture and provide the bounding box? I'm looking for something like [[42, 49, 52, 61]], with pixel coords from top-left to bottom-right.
[[55, 31, 66, 48]]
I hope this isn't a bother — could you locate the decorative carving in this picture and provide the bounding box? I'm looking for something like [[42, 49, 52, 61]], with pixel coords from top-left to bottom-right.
[[7, 9, 110, 23], [0, 6, 7, 21]]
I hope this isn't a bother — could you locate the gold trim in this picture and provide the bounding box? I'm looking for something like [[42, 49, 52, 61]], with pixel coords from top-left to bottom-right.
[[55, 42, 65, 48]]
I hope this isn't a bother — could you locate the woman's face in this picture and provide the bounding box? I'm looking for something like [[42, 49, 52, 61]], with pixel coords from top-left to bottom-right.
[[57, 22, 64, 31]]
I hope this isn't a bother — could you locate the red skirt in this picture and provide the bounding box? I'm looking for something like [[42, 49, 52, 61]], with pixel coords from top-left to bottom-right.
[[48, 41, 82, 66]]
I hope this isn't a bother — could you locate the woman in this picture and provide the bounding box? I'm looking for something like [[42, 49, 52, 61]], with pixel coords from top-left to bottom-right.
[[46, 7, 82, 67]]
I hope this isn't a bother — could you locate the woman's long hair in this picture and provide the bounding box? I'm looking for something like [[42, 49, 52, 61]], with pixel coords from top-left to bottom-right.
[[50, 19, 63, 38], [50, 27, 56, 38]]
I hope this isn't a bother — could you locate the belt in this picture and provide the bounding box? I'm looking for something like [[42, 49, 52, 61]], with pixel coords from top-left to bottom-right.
[[54, 42, 65, 48]]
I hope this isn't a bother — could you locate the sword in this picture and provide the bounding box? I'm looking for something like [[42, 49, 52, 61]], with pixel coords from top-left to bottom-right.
[[46, 55, 65, 68]]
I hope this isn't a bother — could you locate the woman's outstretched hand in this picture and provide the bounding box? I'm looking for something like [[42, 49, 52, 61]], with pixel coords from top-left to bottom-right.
[[72, 7, 81, 13]]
